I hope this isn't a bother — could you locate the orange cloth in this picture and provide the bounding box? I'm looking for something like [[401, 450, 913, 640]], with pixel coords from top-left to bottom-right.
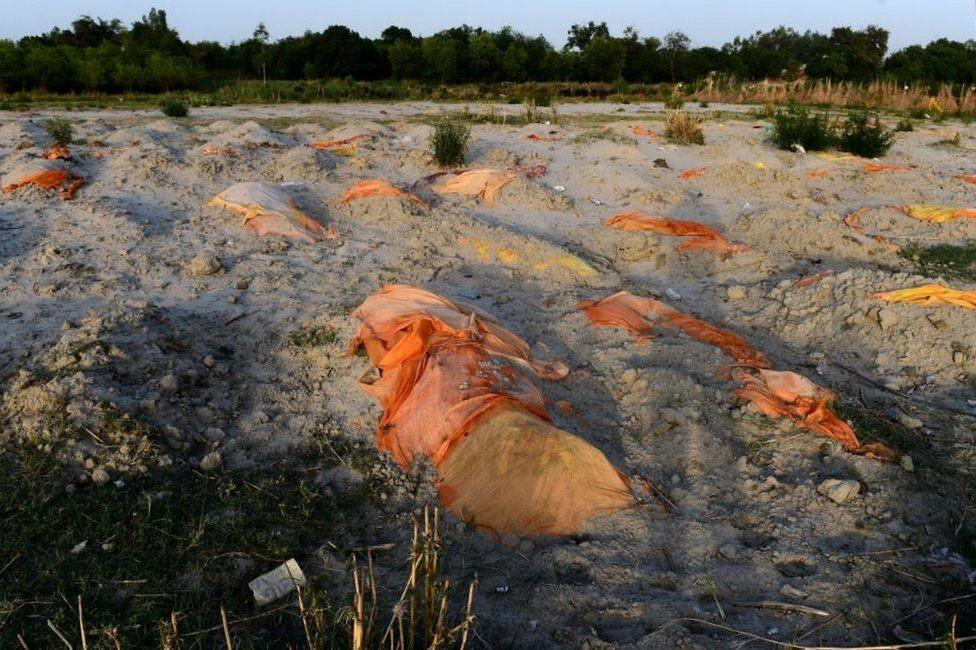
[[580, 291, 897, 460], [607, 211, 749, 256], [3, 163, 84, 200], [861, 162, 909, 173], [351, 285, 632, 536], [426, 169, 517, 206], [310, 134, 366, 150], [42, 146, 73, 160], [679, 167, 708, 180], [210, 182, 332, 242], [899, 204, 976, 223], [956, 175, 976, 185], [873, 284, 976, 309], [339, 179, 424, 205], [794, 270, 833, 287], [631, 125, 658, 139]]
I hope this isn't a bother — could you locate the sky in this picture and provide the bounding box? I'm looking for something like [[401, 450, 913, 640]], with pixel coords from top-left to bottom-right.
[[3, 0, 975, 51]]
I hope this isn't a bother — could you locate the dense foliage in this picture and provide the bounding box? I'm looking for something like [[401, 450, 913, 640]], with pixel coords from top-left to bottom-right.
[[1, 11, 975, 93]]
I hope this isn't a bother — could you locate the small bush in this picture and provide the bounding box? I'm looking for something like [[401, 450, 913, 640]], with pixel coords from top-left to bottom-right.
[[42, 117, 72, 146], [895, 115, 913, 132], [770, 103, 835, 151], [838, 111, 893, 158], [161, 99, 189, 117], [664, 97, 685, 110], [699, 101, 709, 108], [527, 87, 552, 107], [664, 110, 704, 145], [429, 119, 470, 167]]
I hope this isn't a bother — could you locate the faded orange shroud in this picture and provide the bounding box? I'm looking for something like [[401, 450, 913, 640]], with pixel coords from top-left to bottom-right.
[[679, 167, 708, 180], [425, 169, 517, 206], [210, 182, 334, 243], [580, 291, 898, 460], [3, 168, 85, 200], [340, 179, 425, 206], [607, 211, 749, 256], [874, 284, 976, 310], [350, 285, 633, 536], [861, 162, 909, 173], [310, 134, 367, 150]]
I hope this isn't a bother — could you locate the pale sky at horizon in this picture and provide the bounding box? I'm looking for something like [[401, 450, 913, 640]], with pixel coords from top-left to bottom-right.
[[3, 0, 975, 51]]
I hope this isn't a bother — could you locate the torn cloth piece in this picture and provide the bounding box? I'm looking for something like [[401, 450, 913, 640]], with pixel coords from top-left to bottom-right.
[[579, 291, 897, 460], [899, 204, 976, 223], [861, 162, 909, 173], [425, 169, 517, 206], [339, 179, 424, 205], [2, 160, 85, 200], [874, 284, 976, 309], [310, 134, 367, 150], [679, 167, 708, 180], [350, 284, 632, 536], [606, 211, 749, 256], [210, 182, 332, 243]]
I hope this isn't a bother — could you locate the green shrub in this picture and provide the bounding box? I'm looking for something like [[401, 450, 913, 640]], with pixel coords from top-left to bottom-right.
[[429, 119, 470, 167], [838, 111, 893, 158], [664, 96, 685, 109], [699, 101, 709, 108], [770, 103, 835, 151], [42, 117, 72, 146], [895, 115, 913, 132], [527, 87, 552, 107], [161, 99, 189, 117], [900, 242, 976, 282]]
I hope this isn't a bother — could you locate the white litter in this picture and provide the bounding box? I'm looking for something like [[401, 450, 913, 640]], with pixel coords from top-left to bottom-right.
[[249, 558, 307, 606]]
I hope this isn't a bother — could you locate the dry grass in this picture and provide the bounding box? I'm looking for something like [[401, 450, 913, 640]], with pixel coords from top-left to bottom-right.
[[692, 77, 976, 114], [664, 110, 705, 145]]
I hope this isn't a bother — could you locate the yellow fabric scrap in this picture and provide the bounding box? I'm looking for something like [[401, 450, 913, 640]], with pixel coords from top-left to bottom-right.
[[901, 204, 976, 223], [874, 284, 976, 309]]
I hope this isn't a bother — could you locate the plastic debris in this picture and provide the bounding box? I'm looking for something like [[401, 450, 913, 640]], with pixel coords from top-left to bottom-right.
[[249, 559, 306, 606], [873, 284, 976, 309], [607, 211, 749, 256], [210, 182, 334, 242]]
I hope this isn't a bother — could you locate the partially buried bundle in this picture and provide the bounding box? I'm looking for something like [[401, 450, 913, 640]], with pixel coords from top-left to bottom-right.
[[2, 160, 85, 200], [607, 211, 749, 256], [421, 169, 516, 206], [580, 292, 898, 460], [210, 182, 335, 242], [350, 285, 635, 536]]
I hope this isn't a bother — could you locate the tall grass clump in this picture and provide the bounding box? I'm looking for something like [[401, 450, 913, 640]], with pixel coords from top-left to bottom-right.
[[770, 103, 835, 151], [429, 119, 470, 167], [664, 110, 704, 145], [838, 111, 893, 158], [895, 115, 914, 132], [42, 117, 72, 146], [161, 99, 189, 117]]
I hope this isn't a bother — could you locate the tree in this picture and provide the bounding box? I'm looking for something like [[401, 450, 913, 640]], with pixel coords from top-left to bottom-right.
[[422, 35, 458, 83], [469, 32, 502, 81], [388, 39, 423, 79], [252, 23, 269, 84], [664, 31, 690, 81], [381, 26, 413, 43], [565, 21, 610, 51], [580, 37, 625, 81]]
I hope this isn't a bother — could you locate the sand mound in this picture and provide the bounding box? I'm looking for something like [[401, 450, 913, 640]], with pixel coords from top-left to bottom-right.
[[268, 146, 337, 183], [103, 122, 183, 146], [104, 142, 176, 186], [736, 207, 896, 263], [497, 176, 573, 211], [739, 268, 976, 388], [206, 120, 294, 148], [339, 192, 425, 224], [691, 161, 806, 203], [0, 120, 45, 146]]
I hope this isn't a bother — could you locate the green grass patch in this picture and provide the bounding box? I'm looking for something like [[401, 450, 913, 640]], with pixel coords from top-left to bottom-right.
[[0, 439, 379, 648], [900, 242, 976, 282], [289, 326, 338, 348], [837, 402, 921, 456]]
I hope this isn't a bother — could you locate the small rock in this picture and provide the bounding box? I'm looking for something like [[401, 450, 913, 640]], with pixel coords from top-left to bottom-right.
[[202, 355, 216, 368], [877, 308, 899, 332], [200, 450, 222, 471], [780, 584, 809, 599], [160, 374, 179, 393], [817, 478, 860, 505], [316, 465, 364, 493], [185, 254, 222, 277], [718, 544, 739, 560], [665, 288, 682, 301], [726, 285, 747, 301], [899, 454, 914, 473], [70, 540, 88, 554], [235, 278, 250, 290], [249, 559, 306, 606], [897, 413, 923, 429], [91, 467, 111, 486], [953, 350, 967, 365]]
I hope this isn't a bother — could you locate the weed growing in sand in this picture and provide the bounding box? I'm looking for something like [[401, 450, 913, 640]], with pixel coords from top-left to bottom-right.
[[770, 103, 834, 151], [289, 325, 338, 348], [895, 115, 914, 132], [429, 119, 470, 167], [570, 128, 634, 145], [664, 110, 704, 145], [838, 111, 893, 158], [664, 97, 685, 110], [161, 99, 189, 117], [42, 117, 72, 146], [901, 242, 976, 282], [931, 132, 966, 150]]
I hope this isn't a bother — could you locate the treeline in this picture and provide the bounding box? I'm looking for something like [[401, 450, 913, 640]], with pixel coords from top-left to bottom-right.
[[1, 10, 975, 93]]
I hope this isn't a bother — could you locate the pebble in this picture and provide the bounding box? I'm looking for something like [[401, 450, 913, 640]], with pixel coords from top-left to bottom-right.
[[91, 467, 111, 486], [203, 355, 216, 368], [817, 478, 861, 504], [200, 450, 222, 471], [780, 584, 809, 599], [316, 465, 364, 493], [184, 254, 222, 277], [726, 285, 747, 301], [899, 454, 914, 473], [897, 413, 923, 429], [160, 374, 178, 393]]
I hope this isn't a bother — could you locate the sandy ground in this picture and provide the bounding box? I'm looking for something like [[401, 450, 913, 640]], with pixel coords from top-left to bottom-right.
[[2, 101, 976, 647]]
